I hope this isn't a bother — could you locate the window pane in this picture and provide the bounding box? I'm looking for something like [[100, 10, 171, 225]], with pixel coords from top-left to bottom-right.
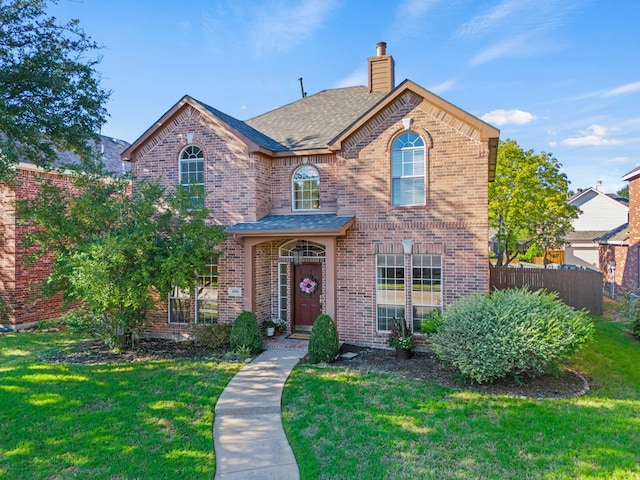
[[411, 255, 442, 332], [376, 254, 405, 331], [292, 165, 320, 210], [196, 262, 218, 324], [391, 133, 425, 206]]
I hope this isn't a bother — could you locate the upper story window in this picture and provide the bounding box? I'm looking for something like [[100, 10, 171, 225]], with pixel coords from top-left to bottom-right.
[[179, 145, 204, 207], [391, 132, 425, 206], [292, 165, 320, 211]]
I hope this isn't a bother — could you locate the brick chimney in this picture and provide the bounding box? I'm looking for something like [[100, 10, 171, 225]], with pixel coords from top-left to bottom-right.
[[368, 42, 395, 93]]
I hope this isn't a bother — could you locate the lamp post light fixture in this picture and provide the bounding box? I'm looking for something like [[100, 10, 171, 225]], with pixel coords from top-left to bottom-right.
[[291, 243, 305, 266], [402, 239, 413, 255]]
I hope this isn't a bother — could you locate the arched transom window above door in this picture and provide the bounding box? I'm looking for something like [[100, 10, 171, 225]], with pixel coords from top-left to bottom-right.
[[279, 240, 326, 260], [292, 165, 320, 211]]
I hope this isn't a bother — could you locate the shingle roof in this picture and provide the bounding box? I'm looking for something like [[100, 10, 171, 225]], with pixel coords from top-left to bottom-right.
[[565, 230, 611, 242], [226, 214, 355, 235], [54, 135, 130, 176], [245, 87, 387, 151], [195, 99, 288, 152], [595, 223, 629, 244]]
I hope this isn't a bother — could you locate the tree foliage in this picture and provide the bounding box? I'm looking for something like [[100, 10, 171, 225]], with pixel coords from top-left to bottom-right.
[[489, 140, 579, 266], [0, 0, 109, 180], [18, 170, 226, 350]]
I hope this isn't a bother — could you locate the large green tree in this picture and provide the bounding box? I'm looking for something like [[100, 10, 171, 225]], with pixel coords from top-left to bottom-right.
[[0, 0, 108, 179], [489, 139, 579, 266], [18, 170, 226, 350]]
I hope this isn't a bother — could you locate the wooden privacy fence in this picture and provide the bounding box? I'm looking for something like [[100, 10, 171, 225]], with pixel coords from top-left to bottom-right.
[[489, 266, 603, 316]]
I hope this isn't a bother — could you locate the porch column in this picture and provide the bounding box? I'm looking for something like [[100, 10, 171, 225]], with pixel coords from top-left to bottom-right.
[[242, 238, 259, 312], [323, 237, 337, 321]]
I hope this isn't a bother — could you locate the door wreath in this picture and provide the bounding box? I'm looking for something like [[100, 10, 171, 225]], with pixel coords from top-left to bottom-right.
[[299, 275, 318, 296]]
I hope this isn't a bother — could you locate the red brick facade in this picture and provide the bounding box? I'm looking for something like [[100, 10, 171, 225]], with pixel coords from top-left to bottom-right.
[[125, 80, 498, 348], [0, 168, 71, 328]]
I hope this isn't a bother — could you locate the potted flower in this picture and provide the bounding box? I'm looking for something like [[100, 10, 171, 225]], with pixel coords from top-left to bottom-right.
[[388, 317, 414, 359], [272, 318, 287, 336], [263, 320, 276, 337]]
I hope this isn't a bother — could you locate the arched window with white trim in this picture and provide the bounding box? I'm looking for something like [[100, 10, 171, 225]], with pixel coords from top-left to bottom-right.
[[391, 132, 425, 206], [179, 145, 204, 207], [292, 165, 320, 211]]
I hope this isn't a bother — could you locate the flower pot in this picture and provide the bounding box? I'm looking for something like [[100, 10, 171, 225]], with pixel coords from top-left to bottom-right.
[[274, 330, 281, 336], [395, 347, 412, 360], [266, 327, 275, 337]]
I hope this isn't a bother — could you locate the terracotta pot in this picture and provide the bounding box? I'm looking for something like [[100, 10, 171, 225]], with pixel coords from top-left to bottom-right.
[[274, 330, 281, 336], [395, 347, 412, 360]]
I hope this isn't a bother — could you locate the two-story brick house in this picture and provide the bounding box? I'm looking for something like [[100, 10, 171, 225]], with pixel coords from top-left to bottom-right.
[[121, 43, 499, 348]]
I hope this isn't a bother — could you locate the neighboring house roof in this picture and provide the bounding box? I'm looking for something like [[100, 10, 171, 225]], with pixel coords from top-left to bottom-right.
[[622, 165, 640, 182], [565, 230, 612, 242], [595, 223, 629, 245], [226, 214, 355, 237], [568, 186, 628, 207], [20, 135, 131, 177]]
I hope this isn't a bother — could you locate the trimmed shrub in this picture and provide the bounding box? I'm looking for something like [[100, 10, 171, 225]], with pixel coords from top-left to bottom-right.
[[420, 310, 443, 336], [194, 323, 232, 350], [432, 288, 594, 383], [230, 311, 262, 355], [308, 314, 339, 363]]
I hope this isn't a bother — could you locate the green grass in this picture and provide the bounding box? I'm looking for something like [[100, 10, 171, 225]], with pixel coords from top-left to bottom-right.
[[0, 331, 242, 479], [283, 312, 640, 479]]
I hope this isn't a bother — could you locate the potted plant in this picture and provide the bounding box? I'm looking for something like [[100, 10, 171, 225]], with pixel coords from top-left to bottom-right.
[[272, 318, 287, 336], [263, 320, 276, 337], [388, 317, 414, 359]]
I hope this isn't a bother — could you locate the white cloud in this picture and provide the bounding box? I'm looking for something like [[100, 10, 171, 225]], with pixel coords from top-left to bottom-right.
[[251, 0, 339, 55], [428, 79, 455, 94], [604, 156, 632, 166], [470, 35, 530, 65], [334, 68, 367, 88], [392, 0, 440, 38], [603, 81, 640, 97], [481, 109, 536, 126], [562, 124, 620, 147]]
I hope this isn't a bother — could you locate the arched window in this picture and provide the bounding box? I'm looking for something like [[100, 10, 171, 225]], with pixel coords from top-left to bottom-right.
[[391, 132, 425, 206], [179, 145, 204, 206], [292, 165, 320, 211]]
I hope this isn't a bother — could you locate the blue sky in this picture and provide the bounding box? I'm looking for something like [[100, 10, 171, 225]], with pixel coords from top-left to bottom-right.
[[50, 0, 640, 193]]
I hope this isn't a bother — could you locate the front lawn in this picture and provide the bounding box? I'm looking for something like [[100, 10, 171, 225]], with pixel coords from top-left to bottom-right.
[[283, 312, 640, 479], [0, 331, 242, 479]]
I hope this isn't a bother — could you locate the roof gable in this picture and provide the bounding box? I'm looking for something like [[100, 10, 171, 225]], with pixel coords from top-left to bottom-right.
[[121, 95, 285, 161], [568, 187, 629, 208]]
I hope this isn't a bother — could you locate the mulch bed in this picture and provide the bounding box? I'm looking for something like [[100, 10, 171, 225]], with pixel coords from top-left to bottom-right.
[[38, 336, 589, 399]]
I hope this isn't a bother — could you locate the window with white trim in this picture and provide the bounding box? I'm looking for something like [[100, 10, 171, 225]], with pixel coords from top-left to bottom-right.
[[376, 253, 442, 333], [179, 145, 204, 207], [376, 254, 405, 331], [278, 263, 288, 321], [168, 260, 218, 324], [391, 132, 425, 206], [292, 165, 320, 210], [196, 263, 218, 324], [411, 255, 442, 331]]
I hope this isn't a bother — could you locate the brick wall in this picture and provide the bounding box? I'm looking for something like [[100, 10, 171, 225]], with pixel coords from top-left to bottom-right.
[[1, 169, 75, 328]]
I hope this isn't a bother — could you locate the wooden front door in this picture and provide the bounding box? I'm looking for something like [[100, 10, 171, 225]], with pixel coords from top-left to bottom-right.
[[293, 263, 322, 331]]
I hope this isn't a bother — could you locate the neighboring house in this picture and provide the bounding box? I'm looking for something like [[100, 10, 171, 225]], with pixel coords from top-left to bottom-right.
[[0, 136, 130, 330], [599, 168, 640, 291], [565, 182, 628, 270], [121, 42, 500, 348]]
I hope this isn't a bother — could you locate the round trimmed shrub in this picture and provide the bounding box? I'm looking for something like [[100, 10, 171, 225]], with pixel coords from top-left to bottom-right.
[[432, 288, 594, 383], [230, 311, 262, 354], [308, 314, 339, 363], [194, 323, 232, 350]]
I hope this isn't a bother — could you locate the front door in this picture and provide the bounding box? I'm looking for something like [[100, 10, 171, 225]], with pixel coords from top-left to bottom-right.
[[293, 263, 322, 331]]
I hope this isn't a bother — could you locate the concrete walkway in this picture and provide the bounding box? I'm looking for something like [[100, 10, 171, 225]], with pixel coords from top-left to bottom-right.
[[214, 345, 307, 480]]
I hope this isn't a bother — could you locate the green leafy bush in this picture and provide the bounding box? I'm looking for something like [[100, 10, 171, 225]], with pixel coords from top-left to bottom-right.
[[420, 310, 443, 336], [230, 311, 262, 355], [432, 288, 594, 383], [63, 307, 144, 352], [308, 314, 339, 363], [194, 323, 232, 350]]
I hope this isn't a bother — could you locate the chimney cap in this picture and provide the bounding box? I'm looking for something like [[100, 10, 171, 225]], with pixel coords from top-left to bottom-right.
[[376, 41, 387, 56]]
